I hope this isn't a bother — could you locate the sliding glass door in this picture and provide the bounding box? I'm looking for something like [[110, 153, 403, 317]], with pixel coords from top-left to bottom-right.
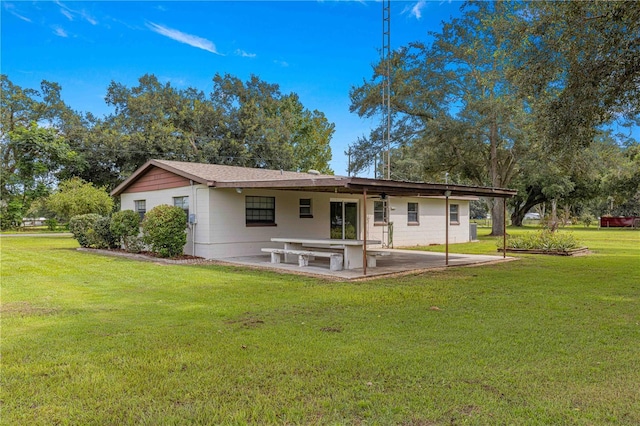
[[330, 201, 358, 240]]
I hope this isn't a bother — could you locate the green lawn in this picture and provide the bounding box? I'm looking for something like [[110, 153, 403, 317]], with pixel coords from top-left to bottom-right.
[[2, 228, 639, 425]]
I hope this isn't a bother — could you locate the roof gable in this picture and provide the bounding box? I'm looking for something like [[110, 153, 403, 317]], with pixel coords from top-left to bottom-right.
[[111, 160, 342, 196], [119, 165, 192, 194]]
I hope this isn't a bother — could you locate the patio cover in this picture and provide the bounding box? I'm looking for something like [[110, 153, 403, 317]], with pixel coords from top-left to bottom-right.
[[111, 159, 517, 199]]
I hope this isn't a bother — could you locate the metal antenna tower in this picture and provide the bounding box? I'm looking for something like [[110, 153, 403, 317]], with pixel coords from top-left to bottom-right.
[[382, 0, 391, 180], [381, 0, 393, 248]]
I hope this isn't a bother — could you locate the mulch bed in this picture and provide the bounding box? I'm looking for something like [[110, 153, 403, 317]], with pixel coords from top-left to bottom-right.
[[77, 247, 214, 264], [498, 247, 590, 256]]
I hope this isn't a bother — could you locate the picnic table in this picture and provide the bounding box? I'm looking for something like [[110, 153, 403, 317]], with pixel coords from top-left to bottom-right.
[[267, 237, 382, 270]]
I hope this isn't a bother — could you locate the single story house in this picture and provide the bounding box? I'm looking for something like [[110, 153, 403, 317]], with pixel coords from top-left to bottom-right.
[[111, 160, 516, 260]]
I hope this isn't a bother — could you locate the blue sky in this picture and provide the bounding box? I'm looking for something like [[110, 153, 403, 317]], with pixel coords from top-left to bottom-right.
[[2, 1, 464, 175]]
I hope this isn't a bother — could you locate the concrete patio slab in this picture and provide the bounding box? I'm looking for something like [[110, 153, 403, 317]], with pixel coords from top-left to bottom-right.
[[218, 249, 516, 280]]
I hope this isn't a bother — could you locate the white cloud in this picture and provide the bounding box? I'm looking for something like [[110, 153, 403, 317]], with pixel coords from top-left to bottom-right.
[[274, 60, 289, 67], [410, 1, 426, 20], [3, 3, 32, 22], [13, 12, 32, 22], [81, 11, 97, 26], [147, 22, 223, 55], [235, 49, 256, 58], [401, 1, 427, 20], [60, 8, 73, 21], [55, 1, 97, 25], [53, 26, 68, 37]]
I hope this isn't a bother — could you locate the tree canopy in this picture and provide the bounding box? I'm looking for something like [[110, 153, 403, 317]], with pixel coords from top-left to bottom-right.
[[348, 1, 639, 232], [0, 73, 334, 228], [2, 1, 639, 230], [349, 2, 531, 234], [506, 1, 640, 154]]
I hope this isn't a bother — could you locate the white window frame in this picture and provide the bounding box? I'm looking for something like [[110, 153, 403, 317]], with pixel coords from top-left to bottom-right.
[[299, 198, 313, 218], [449, 204, 460, 225], [374, 200, 388, 225], [134, 200, 146, 220], [408, 202, 419, 225], [173, 196, 189, 217], [246, 196, 276, 226]]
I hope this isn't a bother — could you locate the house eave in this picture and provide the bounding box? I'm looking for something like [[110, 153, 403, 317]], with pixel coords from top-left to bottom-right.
[[111, 159, 517, 199]]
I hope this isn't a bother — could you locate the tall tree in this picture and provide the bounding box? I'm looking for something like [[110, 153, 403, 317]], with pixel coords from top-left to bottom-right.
[[349, 2, 528, 235], [104, 74, 199, 174], [508, 131, 623, 226], [0, 123, 78, 227], [210, 73, 333, 172], [1, 75, 41, 137], [103, 73, 334, 177]]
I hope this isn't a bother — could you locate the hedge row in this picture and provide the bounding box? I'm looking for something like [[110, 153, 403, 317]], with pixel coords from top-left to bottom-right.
[[502, 230, 580, 252], [70, 205, 187, 258]]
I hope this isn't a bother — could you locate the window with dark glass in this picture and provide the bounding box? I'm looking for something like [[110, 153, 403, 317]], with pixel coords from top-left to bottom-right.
[[246, 196, 275, 225], [299, 198, 312, 218], [408, 202, 419, 224], [173, 196, 189, 217], [374, 201, 388, 224], [134, 200, 146, 220], [450, 204, 460, 224]]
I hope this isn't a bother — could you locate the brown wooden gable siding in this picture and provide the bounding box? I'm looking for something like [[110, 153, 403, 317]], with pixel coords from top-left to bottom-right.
[[123, 166, 191, 193]]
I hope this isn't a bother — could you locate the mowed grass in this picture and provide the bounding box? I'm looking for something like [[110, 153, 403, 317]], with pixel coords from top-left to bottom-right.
[[1, 229, 639, 425]]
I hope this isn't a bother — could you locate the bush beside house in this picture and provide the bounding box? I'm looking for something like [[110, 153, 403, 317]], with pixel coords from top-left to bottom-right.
[[70, 205, 187, 258], [110, 210, 142, 252], [141, 205, 187, 258]]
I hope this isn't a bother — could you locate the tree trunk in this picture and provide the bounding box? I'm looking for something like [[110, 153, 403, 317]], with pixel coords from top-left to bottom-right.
[[511, 208, 525, 227], [511, 191, 547, 227], [549, 199, 559, 232], [490, 198, 505, 236]]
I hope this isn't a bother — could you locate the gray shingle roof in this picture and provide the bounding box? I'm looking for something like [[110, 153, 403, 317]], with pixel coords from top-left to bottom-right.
[[111, 159, 517, 199], [153, 160, 342, 183]]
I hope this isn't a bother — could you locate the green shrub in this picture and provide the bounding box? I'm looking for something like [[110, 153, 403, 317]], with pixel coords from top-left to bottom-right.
[[501, 230, 580, 252], [94, 216, 118, 249], [69, 214, 116, 249], [142, 205, 187, 258], [580, 212, 596, 228], [69, 214, 103, 248], [47, 177, 114, 222], [110, 210, 141, 251], [45, 218, 58, 231], [126, 236, 145, 254]]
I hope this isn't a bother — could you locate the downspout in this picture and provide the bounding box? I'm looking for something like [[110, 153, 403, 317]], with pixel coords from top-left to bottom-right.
[[191, 180, 196, 256], [445, 191, 451, 266], [363, 189, 368, 276]]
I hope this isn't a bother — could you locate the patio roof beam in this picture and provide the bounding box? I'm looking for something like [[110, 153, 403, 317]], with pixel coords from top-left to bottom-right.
[[211, 180, 517, 199]]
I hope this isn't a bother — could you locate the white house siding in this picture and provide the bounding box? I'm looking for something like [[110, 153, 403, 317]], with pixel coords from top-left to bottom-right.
[[121, 187, 470, 259], [202, 189, 362, 258], [365, 197, 471, 247], [120, 184, 210, 256]]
